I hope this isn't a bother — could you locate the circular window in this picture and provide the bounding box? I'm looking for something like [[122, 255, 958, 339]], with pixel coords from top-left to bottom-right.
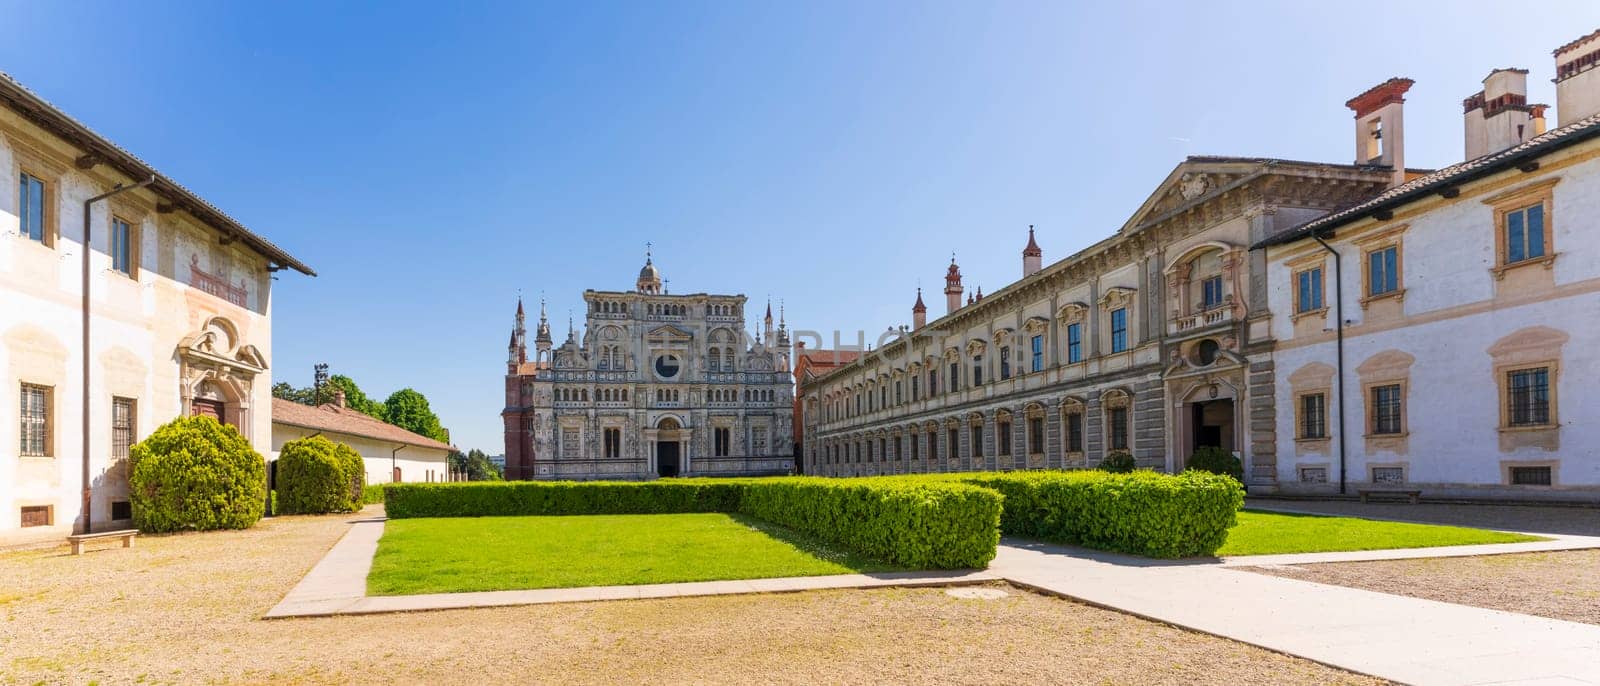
[[654, 354, 681, 379], [1192, 339, 1220, 366]]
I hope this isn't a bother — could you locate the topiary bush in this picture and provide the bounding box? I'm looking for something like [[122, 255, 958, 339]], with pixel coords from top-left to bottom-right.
[[276, 435, 366, 514], [128, 415, 266, 532], [1186, 445, 1244, 483], [1097, 450, 1137, 473]]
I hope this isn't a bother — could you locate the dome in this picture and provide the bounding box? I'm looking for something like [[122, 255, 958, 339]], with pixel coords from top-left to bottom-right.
[[638, 260, 660, 281]]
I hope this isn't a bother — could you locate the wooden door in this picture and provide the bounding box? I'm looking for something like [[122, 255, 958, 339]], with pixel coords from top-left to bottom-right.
[[191, 398, 225, 423]]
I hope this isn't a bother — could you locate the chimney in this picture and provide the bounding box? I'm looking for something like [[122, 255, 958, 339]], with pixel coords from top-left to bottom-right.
[[1555, 29, 1600, 127], [1021, 225, 1042, 277], [912, 288, 927, 330], [1464, 69, 1545, 159], [944, 257, 963, 314], [333, 389, 347, 409], [1346, 77, 1413, 187]]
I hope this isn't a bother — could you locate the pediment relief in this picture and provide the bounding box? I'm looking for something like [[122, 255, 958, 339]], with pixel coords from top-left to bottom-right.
[[1127, 166, 1250, 230], [1098, 286, 1138, 311], [1055, 302, 1090, 324], [645, 324, 695, 340], [965, 339, 987, 356], [177, 317, 266, 375], [991, 327, 1014, 345], [1022, 316, 1049, 335]]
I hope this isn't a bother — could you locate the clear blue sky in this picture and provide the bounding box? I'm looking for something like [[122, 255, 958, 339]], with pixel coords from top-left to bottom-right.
[[5, 1, 1597, 452]]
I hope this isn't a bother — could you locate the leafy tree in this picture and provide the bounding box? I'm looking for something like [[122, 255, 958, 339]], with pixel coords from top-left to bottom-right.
[[129, 415, 266, 532], [317, 374, 386, 421], [384, 388, 450, 444], [449, 448, 503, 481], [272, 382, 314, 404]]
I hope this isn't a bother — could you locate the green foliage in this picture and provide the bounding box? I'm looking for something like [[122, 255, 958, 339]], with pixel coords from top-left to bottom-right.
[[276, 435, 366, 514], [951, 470, 1244, 558], [128, 415, 266, 533], [1185, 446, 1244, 483], [1097, 450, 1137, 473], [318, 375, 387, 420], [383, 388, 449, 443], [271, 381, 314, 404], [361, 483, 389, 505], [385, 477, 1000, 569], [448, 448, 503, 481]]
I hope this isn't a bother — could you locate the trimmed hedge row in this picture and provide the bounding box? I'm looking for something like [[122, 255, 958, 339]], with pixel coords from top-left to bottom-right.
[[385, 477, 999, 569], [949, 470, 1243, 558]]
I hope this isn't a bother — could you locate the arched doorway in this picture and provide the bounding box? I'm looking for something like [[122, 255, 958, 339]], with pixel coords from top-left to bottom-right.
[[656, 416, 683, 477]]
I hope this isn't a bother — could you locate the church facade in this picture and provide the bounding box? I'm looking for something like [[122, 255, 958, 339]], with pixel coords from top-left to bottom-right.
[[502, 254, 794, 480]]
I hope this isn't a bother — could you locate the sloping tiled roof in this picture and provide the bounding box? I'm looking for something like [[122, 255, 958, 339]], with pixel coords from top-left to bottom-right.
[[0, 72, 315, 275], [1257, 113, 1600, 249], [272, 398, 452, 452]]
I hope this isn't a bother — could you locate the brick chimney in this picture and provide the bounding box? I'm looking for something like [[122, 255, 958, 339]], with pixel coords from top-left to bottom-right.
[[1347, 78, 1412, 187], [1555, 29, 1600, 127], [912, 288, 927, 329], [1021, 225, 1042, 278], [1464, 69, 1546, 160], [333, 389, 347, 409], [944, 257, 963, 314]]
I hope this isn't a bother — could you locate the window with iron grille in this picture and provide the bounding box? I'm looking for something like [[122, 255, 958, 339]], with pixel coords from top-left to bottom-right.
[[1510, 466, 1552, 486], [20, 505, 50, 527], [20, 383, 49, 457], [1300, 393, 1326, 439], [1064, 412, 1083, 453], [1201, 275, 1224, 310], [112, 397, 136, 459], [970, 425, 984, 457], [1299, 467, 1328, 483], [1371, 466, 1405, 484], [1507, 367, 1550, 427], [1504, 203, 1546, 264], [1107, 407, 1129, 450], [1370, 384, 1403, 434], [1110, 308, 1128, 353]]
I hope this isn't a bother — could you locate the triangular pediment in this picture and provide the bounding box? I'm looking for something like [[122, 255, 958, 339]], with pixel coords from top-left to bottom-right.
[[645, 324, 695, 340], [1119, 160, 1259, 235]]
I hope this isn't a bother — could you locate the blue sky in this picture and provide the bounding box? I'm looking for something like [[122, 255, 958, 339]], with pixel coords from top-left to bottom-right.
[[4, 1, 1597, 452]]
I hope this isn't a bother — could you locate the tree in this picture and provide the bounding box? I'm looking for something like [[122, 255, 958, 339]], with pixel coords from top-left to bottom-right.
[[449, 448, 503, 481], [272, 382, 314, 404], [383, 388, 450, 444], [317, 374, 386, 421]]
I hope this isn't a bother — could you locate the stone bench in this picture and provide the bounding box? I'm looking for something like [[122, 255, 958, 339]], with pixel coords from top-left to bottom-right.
[[67, 529, 138, 556], [1357, 488, 1422, 505]]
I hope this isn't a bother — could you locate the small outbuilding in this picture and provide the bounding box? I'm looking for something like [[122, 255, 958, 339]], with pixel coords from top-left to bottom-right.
[[271, 397, 452, 485]]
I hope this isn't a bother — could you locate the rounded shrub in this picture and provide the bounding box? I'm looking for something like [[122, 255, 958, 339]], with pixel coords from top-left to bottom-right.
[[1097, 450, 1137, 473], [1186, 445, 1244, 483], [129, 415, 266, 532], [276, 435, 367, 514]]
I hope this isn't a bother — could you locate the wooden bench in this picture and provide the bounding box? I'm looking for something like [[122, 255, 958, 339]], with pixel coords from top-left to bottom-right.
[[67, 529, 139, 556], [1357, 488, 1422, 505]]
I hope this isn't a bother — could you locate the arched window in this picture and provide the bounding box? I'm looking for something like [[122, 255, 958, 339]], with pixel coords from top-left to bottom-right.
[[709, 348, 721, 372]]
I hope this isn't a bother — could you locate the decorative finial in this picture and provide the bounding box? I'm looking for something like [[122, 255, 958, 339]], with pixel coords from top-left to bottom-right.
[[645, 241, 653, 264]]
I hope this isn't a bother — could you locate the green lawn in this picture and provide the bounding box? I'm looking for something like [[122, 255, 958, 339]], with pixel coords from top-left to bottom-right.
[[1216, 510, 1546, 556], [367, 513, 902, 595]]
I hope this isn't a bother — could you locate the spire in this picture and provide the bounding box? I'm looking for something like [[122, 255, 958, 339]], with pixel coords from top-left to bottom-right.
[[535, 294, 552, 346], [976, 286, 984, 302], [636, 242, 663, 294], [1022, 224, 1043, 277], [944, 253, 964, 314], [912, 287, 927, 313], [1023, 225, 1042, 257], [912, 287, 927, 330], [779, 300, 786, 328]]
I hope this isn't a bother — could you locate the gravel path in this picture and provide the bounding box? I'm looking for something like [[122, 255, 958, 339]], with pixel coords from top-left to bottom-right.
[[1245, 549, 1600, 626], [0, 507, 1383, 685], [1246, 498, 1600, 535]]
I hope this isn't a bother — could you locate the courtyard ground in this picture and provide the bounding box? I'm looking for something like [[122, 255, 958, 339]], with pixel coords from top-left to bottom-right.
[[0, 508, 1381, 685]]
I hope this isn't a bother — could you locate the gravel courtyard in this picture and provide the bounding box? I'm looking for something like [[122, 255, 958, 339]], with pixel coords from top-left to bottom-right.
[[0, 508, 1382, 685]]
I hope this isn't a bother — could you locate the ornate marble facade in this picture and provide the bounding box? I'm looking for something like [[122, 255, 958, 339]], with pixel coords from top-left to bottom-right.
[[502, 253, 794, 480]]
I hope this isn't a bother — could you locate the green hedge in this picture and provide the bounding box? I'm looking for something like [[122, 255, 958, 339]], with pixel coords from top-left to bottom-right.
[[385, 477, 998, 568], [361, 483, 389, 505], [953, 471, 1243, 558], [276, 436, 366, 514], [129, 415, 266, 533]]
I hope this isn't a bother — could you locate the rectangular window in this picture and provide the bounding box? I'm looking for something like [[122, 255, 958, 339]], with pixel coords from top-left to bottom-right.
[[948, 428, 960, 459], [20, 505, 50, 528], [971, 425, 983, 457], [20, 383, 50, 457], [1510, 466, 1552, 486], [1028, 417, 1044, 454], [1370, 384, 1403, 435], [1030, 335, 1043, 372], [603, 427, 621, 458], [928, 431, 937, 460], [561, 428, 581, 458], [972, 355, 983, 386], [1296, 268, 1324, 313], [999, 346, 1011, 379], [997, 421, 1011, 456], [112, 397, 136, 459], [1107, 407, 1129, 451], [1110, 308, 1128, 353], [1065, 412, 1083, 453], [1505, 203, 1546, 264], [928, 370, 937, 395], [894, 435, 903, 460], [1066, 323, 1082, 363], [1507, 367, 1551, 427], [949, 362, 959, 393], [1299, 393, 1327, 440], [911, 376, 919, 401], [895, 381, 903, 405], [1371, 466, 1405, 484], [1367, 245, 1399, 296], [1201, 275, 1224, 310], [878, 438, 885, 462], [111, 217, 134, 276], [912, 432, 922, 460], [19, 172, 46, 243]]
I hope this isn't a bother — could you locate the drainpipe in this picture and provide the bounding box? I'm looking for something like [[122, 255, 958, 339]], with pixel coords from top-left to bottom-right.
[[1310, 233, 1347, 495], [80, 176, 156, 536], [391, 444, 404, 483]]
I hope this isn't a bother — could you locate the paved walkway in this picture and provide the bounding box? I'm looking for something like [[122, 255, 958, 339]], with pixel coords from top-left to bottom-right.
[[990, 539, 1600, 686], [264, 518, 998, 619]]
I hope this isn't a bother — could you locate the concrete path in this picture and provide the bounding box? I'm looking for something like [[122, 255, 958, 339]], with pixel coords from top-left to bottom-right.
[[989, 539, 1600, 686], [1218, 534, 1600, 567], [264, 518, 998, 619]]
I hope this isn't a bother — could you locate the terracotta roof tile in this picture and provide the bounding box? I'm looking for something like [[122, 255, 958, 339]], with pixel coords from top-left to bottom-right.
[[272, 398, 452, 452]]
